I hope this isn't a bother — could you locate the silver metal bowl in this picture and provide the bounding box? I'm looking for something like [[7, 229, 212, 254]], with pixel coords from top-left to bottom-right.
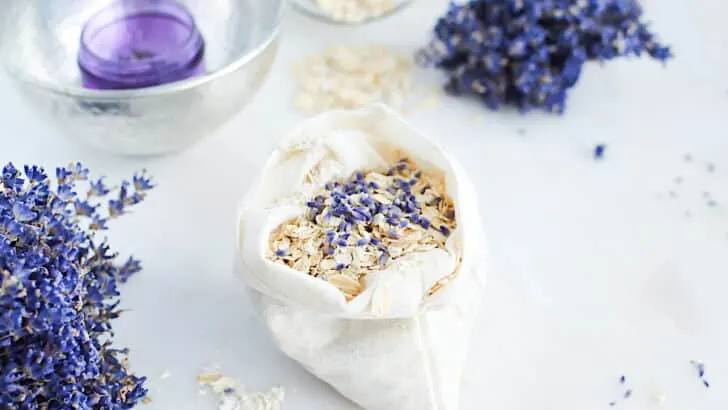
[[0, 0, 286, 156], [291, 0, 414, 24]]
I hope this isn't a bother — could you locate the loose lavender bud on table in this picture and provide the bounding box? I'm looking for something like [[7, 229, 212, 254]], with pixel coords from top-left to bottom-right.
[[420, 0, 671, 113], [268, 158, 457, 301]]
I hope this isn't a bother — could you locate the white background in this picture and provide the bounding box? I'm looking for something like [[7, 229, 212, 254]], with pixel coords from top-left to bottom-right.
[[2, 0, 727, 409]]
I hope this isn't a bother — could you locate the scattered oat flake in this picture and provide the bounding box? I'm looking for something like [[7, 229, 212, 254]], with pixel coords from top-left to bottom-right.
[[292, 45, 414, 115], [197, 371, 238, 394], [160, 371, 171, 380], [198, 370, 285, 410]]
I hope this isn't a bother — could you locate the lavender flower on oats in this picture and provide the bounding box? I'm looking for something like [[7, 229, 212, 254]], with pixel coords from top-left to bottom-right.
[[0, 163, 152, 409], [268, 158, 457, 301]]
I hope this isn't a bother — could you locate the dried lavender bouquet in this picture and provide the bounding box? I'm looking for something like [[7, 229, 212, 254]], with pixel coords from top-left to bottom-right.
[[236, 104, 486, 410], [422, 0, 671, 112], [0, 163, 152, 409]]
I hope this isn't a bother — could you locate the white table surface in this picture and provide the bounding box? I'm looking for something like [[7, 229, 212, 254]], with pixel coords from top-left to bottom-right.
[[2, 1, 727, 409]]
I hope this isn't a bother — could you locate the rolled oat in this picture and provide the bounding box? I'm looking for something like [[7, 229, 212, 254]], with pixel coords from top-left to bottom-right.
[[292, 45, 414, 115], [268, 158, 456, 301], [197, 370, 284, 410]]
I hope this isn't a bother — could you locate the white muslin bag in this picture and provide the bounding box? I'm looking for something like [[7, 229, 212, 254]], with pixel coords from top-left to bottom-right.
[[235, 104, 486, 410]]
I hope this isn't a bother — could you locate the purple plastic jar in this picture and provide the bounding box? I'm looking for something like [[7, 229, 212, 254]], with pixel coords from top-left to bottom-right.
[[78, 0, 205, 90]]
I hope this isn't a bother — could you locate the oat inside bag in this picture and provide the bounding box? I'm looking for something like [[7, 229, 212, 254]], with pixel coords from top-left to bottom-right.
[[236, 104, 486, 410]]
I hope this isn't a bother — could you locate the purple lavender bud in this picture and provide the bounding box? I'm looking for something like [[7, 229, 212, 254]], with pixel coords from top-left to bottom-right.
[[274, 249, 288, 257], [439, 225, 451, 236], [402, 202, 416, 213], [378, 253, 389, 265], [356, 238, 369, 246], [419, 218, 432, 229]]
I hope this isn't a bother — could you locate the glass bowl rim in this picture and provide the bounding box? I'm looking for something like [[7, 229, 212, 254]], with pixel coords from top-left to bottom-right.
[[290, 0, 415, 25], [3, 0, 288, 100]]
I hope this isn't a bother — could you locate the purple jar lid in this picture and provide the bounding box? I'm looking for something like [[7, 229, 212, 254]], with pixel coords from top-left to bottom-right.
[[78, 0, 205, 90]]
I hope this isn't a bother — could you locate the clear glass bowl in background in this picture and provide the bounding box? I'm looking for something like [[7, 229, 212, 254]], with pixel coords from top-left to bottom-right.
[[291, 0, 415, 24], [0, 0, 286, 157]]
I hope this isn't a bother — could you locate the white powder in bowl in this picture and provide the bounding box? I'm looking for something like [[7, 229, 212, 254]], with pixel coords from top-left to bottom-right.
[[313, 0, 397, 23]]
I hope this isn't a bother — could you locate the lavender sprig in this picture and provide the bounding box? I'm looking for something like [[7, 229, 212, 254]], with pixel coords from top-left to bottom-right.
[[421, 0, 671, 113], [0, 163, 153, 409]]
